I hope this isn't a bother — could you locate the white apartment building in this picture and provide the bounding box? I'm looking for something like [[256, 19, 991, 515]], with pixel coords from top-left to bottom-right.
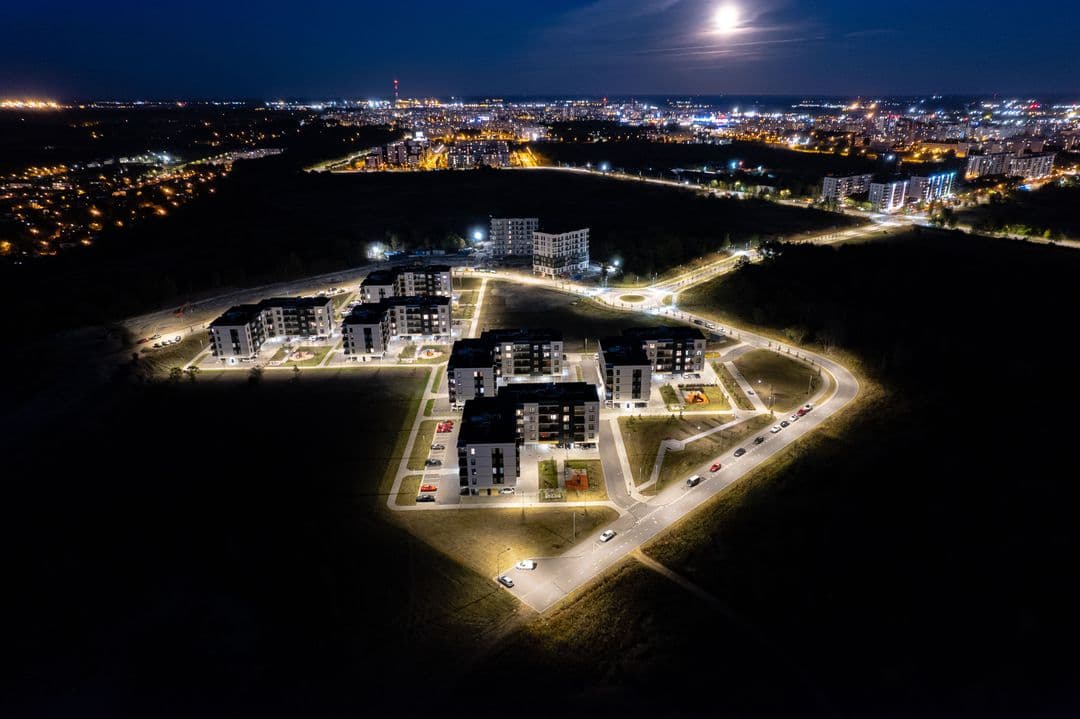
[[360, 265, 452, 303], [532, 228, 590, 278], [341, 296, 451, 358], [869, 179, 909, 213], [909, 172, 957, 203], [821, 173, 873, 201], [209, 297, 334, 361], [489, 217, 539, 256], [597, 337, 653, 407]]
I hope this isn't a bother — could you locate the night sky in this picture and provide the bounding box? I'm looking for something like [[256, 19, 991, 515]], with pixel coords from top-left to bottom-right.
[[1, 0, 1077, 99]]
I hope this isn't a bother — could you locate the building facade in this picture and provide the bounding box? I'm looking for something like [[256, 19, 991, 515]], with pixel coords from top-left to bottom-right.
[[341, 296, 451, 358], [448, 140, 510, 169], [966, 152, 1054, 180], [597, 337, 652, 406], [447, 338, 498, 404], [209, 297, 334, 360], [341, 304, 390, 357], [532, 229, 590, 278], [489, 217, 539, 257], [481, 328, 564, 379], [909, 172, 957, 203], [821, 173, 873, 201], [623, 327, 706, 375], [499, 383, 600, 445], [457, 398, 520, 492], [360, 264, 452, 303], [869, 179, 909, 213]]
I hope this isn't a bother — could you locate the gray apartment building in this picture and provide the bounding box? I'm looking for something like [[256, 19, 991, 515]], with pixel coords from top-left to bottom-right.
[[532, 228, 590, 278], [481, 328, 564, 379], [360, 264, 452, 303], [597, 337, 653, 406], [489, 217, 539, 257], [623, 326, 706, 375], [447, 338, 498, 404], [341, 295, 451, 358], [209, 296, 334, 361], [457, 398, 520, 492]]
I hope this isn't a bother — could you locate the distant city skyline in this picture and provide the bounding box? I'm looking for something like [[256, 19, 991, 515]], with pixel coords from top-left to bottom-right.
[[2, 0, 1079, 99]]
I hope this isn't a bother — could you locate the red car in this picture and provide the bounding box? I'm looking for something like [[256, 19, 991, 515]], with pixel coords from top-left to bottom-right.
[[709, 463, 722, 472], [136, 338, 149, 344], [420, 484, 438, 493], [796, 408, 808, 417]]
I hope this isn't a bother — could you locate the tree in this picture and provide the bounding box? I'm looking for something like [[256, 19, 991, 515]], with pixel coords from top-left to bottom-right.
[[168, 367, 183, 383], [248, 366, 263, 385], [186, 366, 200, 382], [291, 365, 302, 383]]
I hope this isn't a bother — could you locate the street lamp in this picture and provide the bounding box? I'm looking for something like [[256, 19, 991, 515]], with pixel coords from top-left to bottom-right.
[[496, 545, 511, 577]]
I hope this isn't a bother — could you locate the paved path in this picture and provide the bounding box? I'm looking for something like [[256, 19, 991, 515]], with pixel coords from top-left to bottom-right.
[[725, 361, 770, 412]]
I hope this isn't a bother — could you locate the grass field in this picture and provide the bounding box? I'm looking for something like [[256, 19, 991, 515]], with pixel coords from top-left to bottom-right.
[[564, 459, 608, 502], [407, 420, 437, 470], [269, 344, 332, 367], [656, 414, 772, 491], [618, 294, 646, 302], [618, 414, 735, 486], [538, 459, 558, 489], [395, 475, 424, 506], [660, 384, 680, 407], [140, 333, 209, 374], [423, 399, 435, 417], [715, 361, 755, 410], [479, 281, 684, 352], [733, 349, 820, 413], [392, 506, 619, 579], [452, 304, 475, 320], [454, 276, 484, 290]]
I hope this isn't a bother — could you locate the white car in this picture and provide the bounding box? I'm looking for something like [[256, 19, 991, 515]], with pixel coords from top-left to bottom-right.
[[770, 425, 782, 433], [497, 575, 514, 588], [789, 414, 800, 423], [515, 560, 537, 571], [599, 530, 617, 542]]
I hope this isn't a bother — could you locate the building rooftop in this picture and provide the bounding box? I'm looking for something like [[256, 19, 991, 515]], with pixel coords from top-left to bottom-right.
[[343, 303, 388, 324], [598, 337, 651, 366], [499, 382, 599, 404], [209, 304, 262, 328], [362, 265, 451, 287], [258, 296, 332, 310], [448, 339, 493, 369], [458, 398, 518, 445], [361, 269, 396, 286], [623, 326, 705, 343], [481, 327, 563, 344]]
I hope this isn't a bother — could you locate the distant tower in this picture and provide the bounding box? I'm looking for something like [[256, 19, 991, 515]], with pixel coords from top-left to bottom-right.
[[394, 78, 399, 104]]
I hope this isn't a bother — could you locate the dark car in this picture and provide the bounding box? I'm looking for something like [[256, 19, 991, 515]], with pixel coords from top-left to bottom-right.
[[416, 494, 436, 503], [780, 420, 790, 428], [734, 448, 747, 457], [753, 436, 765, 445], [424, 458, 442, 467]]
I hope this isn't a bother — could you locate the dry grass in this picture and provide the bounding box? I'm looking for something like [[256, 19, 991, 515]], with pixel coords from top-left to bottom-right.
[[395, 475, 424, 505], [407, 420, 438, 471], [734, 349, 822, 413]]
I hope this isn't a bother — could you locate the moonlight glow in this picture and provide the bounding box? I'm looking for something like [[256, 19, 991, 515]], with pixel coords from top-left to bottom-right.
[[713, 4, 740, 34]]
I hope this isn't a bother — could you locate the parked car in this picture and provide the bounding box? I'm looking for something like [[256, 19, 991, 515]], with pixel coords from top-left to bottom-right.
[[789, 414, 800, 422], [734, 448, 747, 457], [416, 494, 436, 503], [430, 443, 445, 451], [149, 334, 161, 340], [686, 475, 702, 487], [770, 425, 782, 433], [796, 408, 808, 417], [515, 560, 537, 571], [753, 436, 765, 445], [173, 335, 182, 343], [420, 484, 438, 493], [424, 458, 442, 467], [579, 442, 597, 450], [499, 487, 515, 495], [780, 420, 790, 428], [747, 389, 755, 395], [803, 403, 813, 412], [709, 462, 722, 472], [497, 575, 515, 588], [599, 530, 617, 542], [136, 338, 149, 344]]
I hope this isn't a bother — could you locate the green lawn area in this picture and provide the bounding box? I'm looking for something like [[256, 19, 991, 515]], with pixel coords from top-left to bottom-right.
[[479, 281, 685, 352], [414, 345, 449, 364], [452, 304, 475, 320], [618, 414, 734, 486], [431, 365, 444, 392], [423, 399, 435, 417], [395, 475, 424, 506], [733, 349, 821, 413], [392, 505, 619, 576], [455, 276, 484, 290], [456, 289, 479, 305], [538, 459, 558, 489], [141, 333, 210, 375], [660, 384, 680, 407], [331, 292, 354, 311], [655, 414, 772, 491], [564, 459, 608, 502], [715, 361, 755, 411], [269, 344, 332, 367], [407, 420, 437, 471], [619, 294, 647, 303], [400, 343, 417, 359], [675, 383, 731, 412]]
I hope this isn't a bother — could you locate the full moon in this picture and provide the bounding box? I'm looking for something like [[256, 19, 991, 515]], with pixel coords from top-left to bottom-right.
[[713, 5, 740, 34]]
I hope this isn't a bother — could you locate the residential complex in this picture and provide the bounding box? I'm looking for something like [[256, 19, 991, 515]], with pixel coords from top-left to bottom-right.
[[457, 382, 601, 492], [447, 140, 510, 169], [821, 173, 873, 201], [342, 295, 451, 358], [532, 228, 590, 278], [869, 178, 909, 213], [597, 337, 652, 406], [489, 217, 539, 257], [209, 296, 334, 360], [360, 264, 452, 303], [447, 328, 564, 403], [623, 326, 707, 375], [966, 151, 1056, 180], [909, 172, 957, 203]]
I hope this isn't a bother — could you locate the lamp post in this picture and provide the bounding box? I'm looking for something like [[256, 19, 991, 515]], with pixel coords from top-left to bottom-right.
[[496, 545, 511, 578]]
